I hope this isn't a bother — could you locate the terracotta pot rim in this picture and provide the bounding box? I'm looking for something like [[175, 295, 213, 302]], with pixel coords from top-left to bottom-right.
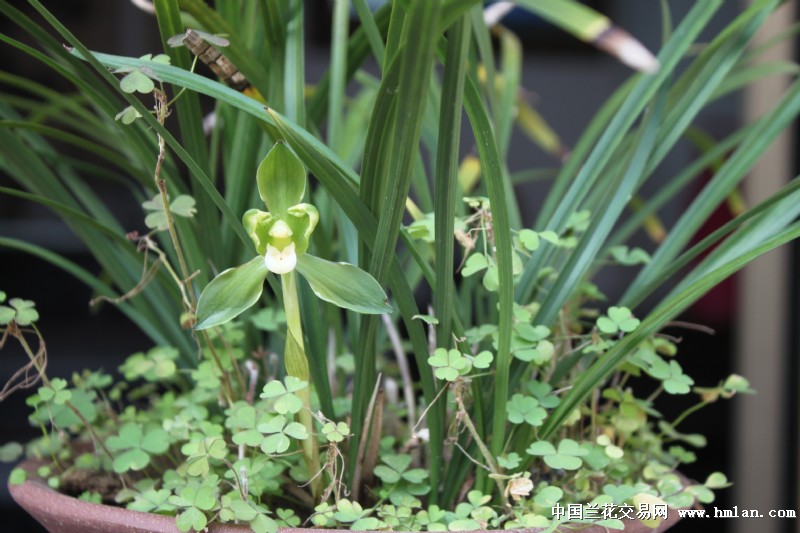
[[9, 459, 685, 533]]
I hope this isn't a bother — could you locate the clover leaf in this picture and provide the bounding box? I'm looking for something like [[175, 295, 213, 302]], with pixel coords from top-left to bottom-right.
[[406, 214, 437, 243], [704, 472, 732, 489], [609, 245, 651, 265], [514, 324, 550, 343], [142, 194, 197, 231], [0, 298, 39, 326], [9, 468, 26, 486], [597, 306, 640, 334], [538, 230, 561, 245], [428, 348, 468, 381], [0, 298, 13, 325], [120, 70, 155, 94], [218, 492, 277, 533], [276, 508, 302, 527], [374, 454, 428, 486], [334, 499, 367, 523], [415, 506, 447, 531], [30, 387, 97, 428], [514, 341, 554, 364], [322, 421, 350, 443], [684, 484, 714, 504], [107, 423, 170, 473], [180, 436, 228, 476], [461, 253, 488, 277], [114, 105, 142, 125], [260, 376, 307, 414], [116, 54, 169, 94], [220, 493, 257, 522], [226, 402, 263, 447], [668, 445, 696, 464], [497, 452, 521, 470], [257, 414, 308, 454], [506, 394, 546, 426], [596, 435, 624, 459], [528, 381, 560, 409], [128, 488, 175, 513], [526, 439, 588, 470], [504, 513, 550, 529], [517, 229, 540, 251], [633, 493, 668, 529], [169, 484, 217, 533], [38, 378, 71, 405], [647, 359, 694, 394], [470, 350, 493, 369], [121, 346, 179, 382], [533, 486, 563, 508], [722, 374, 755, 397]]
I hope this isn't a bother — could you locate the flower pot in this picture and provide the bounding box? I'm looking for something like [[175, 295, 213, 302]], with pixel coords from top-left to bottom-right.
[[9, 460, 685, 533]]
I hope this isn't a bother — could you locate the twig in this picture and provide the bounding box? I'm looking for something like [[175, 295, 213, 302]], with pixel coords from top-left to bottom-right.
[[411, 383, 449, 437], [381, 314, 417, 430], [453, 381, 509, 507], [664, 320, 716, 335], [352, 373, 382, 501]]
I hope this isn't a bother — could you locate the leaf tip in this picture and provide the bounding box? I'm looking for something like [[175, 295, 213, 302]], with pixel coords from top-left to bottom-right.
[[597, 28, 659, 74]]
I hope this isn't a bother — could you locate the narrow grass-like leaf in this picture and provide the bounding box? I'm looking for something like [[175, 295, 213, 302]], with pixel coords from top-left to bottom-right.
[[517, 0, 721, 302], [434, 14, 471, 347], [630, 178, 800, 304], [328, 0, 350, 153], [308, 3, 392, 126], [623, 78, 800, 306], [540, 222, 800, 437], [352, 0, 386, 66], [534, 92, 664, 329], [464, 74, 515, 461], [495, 28, 521, 158], [351, 0, 442, 487], [514, 0, 658, 72], [284, 0, 305, 126]]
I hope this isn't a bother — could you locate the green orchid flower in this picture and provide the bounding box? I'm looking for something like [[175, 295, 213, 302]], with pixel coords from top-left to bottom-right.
[[194, 142, 391, 331]]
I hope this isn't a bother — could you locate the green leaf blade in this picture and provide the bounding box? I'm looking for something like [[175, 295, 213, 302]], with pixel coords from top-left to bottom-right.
[[195, 256, 268, 330], [296, 254, 392, 314]]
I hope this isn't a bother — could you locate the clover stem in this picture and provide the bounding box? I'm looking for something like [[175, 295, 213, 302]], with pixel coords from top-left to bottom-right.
[[453, 383, 509, 508], [280, 270, 322, 501], [13, 324, 50, 388], [152, 90, 196, 312], [14, 325, 115, 461], [669, 400, 710, 430]]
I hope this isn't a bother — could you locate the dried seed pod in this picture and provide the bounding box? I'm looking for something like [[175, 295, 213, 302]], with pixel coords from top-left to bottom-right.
[[182, 29, 249, 91]]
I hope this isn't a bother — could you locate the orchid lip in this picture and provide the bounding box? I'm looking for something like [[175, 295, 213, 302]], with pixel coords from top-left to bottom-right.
[[265, 242, 297, 274]]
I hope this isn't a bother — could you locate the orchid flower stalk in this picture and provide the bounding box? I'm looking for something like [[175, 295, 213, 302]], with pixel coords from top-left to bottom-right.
[[194, 142, 392, 500]]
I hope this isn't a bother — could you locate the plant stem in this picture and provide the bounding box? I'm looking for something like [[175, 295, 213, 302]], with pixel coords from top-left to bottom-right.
[[153, 90, 196, 311], [454, 383, 509, 508], [281, 270, 321, 500], [14, 325, 115, 462], [670, 400, 710, 430]]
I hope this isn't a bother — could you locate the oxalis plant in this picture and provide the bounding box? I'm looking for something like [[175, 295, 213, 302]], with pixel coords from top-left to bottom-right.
[[1, 0, 799, 533]]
